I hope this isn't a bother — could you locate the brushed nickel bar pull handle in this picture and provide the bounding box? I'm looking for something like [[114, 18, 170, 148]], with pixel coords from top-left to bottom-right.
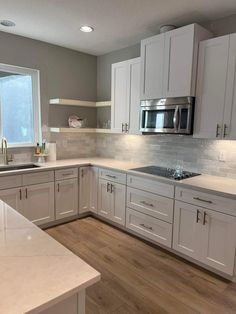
[[57, 183, 60, 192], [81, 169, 84, 178], [216, 124, 221, 137], [106, 174, 117, 179], [203, 211, 207, 225], [140, 223, 153, 231], [110, 184, 114, 193], [106, 182, 110, 192], [140, 200, 154, 207], [196, 209, 200, 223], [25, 188, 28, 199], [121, 123, 125, 133], [125, 123, 129, 133], [193, 197, 213, 204], [223, 124, 228, 137], [19, 189, 22, 200]]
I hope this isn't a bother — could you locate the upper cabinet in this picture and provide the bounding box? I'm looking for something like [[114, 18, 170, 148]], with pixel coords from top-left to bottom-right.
[[111, 57, 141, 134], [194, 34, 236, 139], [140, 24, 212, 100]]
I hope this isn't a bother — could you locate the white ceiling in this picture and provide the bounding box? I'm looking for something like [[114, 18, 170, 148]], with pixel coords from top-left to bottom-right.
[[0, 0, 235, 56]]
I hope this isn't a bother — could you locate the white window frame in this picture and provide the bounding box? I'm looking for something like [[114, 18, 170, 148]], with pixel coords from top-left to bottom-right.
[[0, 63, 41, 148]]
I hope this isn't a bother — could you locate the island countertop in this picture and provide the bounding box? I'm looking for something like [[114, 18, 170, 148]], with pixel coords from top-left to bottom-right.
[[0, 200, 100, 314]]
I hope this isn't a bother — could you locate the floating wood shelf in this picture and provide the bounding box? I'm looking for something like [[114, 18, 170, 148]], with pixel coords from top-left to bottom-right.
[[50, 127, 112, 134], [50, 98, 111, 108]]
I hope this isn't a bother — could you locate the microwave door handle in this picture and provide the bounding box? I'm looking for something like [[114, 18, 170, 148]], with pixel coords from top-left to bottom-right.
[[173, 106, 179, 131]]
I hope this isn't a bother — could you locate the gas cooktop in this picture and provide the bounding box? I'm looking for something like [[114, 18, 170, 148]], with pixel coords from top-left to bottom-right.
[[131, 166, 200, 181]]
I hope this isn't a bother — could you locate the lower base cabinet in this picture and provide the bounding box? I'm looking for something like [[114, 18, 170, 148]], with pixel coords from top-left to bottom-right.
[[98, 178, 126, 226], [0, 183, 55, 225], [173, 201, 236, 275], [55, 178, 78, 220], [126, 208, 172, 248]]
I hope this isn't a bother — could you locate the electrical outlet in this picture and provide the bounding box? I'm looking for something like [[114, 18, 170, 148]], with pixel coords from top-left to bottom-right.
[[218, 151, 226, 162]]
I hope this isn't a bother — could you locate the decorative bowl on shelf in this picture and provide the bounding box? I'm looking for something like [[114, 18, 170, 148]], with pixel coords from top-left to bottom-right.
[[68, 115, 85, 128]]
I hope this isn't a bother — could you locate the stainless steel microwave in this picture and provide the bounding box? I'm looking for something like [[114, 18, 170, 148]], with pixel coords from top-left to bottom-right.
[[140, 97, 194, 134]]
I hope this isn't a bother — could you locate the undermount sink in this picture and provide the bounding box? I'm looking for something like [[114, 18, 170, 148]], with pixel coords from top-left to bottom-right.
[[0, 164, 40, 172]]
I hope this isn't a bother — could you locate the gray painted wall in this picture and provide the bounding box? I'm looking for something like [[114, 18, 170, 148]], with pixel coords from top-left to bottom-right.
[[0, 31, 97, 130]]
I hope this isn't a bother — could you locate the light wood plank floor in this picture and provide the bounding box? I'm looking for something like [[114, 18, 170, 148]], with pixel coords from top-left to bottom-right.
[[46, 217, 236, 314]]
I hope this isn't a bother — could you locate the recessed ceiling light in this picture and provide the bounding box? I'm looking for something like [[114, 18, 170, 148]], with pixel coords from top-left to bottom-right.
[[0, 20, 16, 27], [80, 25, 94, 33]]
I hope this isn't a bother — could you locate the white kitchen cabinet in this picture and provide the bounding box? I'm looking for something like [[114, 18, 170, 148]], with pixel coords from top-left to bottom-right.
[[141, 24, 211, 100], [173, 200, 236, 275], [90, 167, 98, 214], [202, 208, 236, 275], [0, 187, 23, 212], [79, 166, 98, 214], [111, 57, 141, 134], [55, 178, 78, 220], [194, 33, 236, 139], [98, 178, 126, 226], [194, 35, 229, 138], [173, 201, 203, 260], [0, 184, 54, 225], [79, 167, 91, 214], [21, 182, 55, 225], [224, 33, 236, 139], [140, 33, 165, 100]]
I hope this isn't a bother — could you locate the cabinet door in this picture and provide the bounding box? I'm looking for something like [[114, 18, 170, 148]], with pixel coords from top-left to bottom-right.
[[140, 33, 165, 100], [98, 178, 112, 219], [202, 209, 236, 275], [22, 183, 54, 225], [111, 182, 126, 226], [0, 188, 22, 211], [79, 167, 91, 214], [224, 33, 236, 139], [90, 167, 98, 214], [163, 24, 195, 97], [111, 61, 129, 133], [194, 36, 229, 138], [173, 201, 203, 260], [128, 58, 141, 134], [55, 178, 78, 220]]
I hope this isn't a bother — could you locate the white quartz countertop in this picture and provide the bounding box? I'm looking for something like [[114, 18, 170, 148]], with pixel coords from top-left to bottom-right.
[[1, 157, 236, 198], [0, 201, 100, 314]]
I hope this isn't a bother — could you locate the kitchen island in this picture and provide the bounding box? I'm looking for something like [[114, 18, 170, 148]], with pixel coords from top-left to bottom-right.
[[0, 200, 100, 314]]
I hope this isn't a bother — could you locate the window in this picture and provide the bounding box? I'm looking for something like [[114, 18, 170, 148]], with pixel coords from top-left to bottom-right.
[[0, 64, 41, 147]]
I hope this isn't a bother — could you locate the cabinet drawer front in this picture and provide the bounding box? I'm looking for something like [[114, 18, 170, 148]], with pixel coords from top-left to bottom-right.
[[99, 168, 126, 184], [55, 168, 78, 180], [126, 208, 172, 248], [175, 187, 236, 216], [127, 187, 173, 223], [0, 175, 22, 190], [127, 175, 174, 198], [23, 171, 54, 186]]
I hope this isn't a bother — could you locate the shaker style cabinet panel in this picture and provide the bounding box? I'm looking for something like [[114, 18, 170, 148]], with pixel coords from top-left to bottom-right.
[[89, 167, 98, 214], [224, 33, 236, 139], [201, 208, 236, 275], [140, 34, 165, 100], [173, 201, 203, 260], [111, 58, 141, 134], [55, 178, 78, 220], [21, 182, 55, 226], [0, 188, 23, 212], [141, 24, 211, 100], [129, 58, 141, 134], [111, 61, 129, 133], [194, 36, 229, 138], [173, 200, 236, 275], [98, 178, 126, 226], [79, 167, 91, 214]]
